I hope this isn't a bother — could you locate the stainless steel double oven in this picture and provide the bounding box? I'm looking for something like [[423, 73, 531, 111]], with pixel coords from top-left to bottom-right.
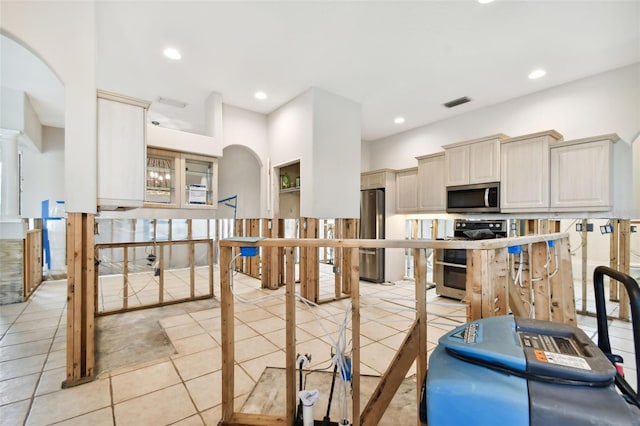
[[435, 220, 507, 300]]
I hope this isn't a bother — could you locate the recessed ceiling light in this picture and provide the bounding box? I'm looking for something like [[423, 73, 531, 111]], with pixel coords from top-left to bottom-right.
[[163, 47, 181, 60], [254, 91, 267, 100], [478, 0, 495, 4], [528, 69, 546, 80], [394, 117, 405, 124]]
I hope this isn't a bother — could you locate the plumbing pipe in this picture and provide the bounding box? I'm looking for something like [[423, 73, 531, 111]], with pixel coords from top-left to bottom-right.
[[299, 390, 320, 426]]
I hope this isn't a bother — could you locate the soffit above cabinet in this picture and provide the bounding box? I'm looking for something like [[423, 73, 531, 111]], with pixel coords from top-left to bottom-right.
[[147, 124, 222, 157]]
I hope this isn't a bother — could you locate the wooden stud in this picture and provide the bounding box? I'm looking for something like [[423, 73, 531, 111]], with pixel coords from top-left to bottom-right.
[[122, 246, 129, 310], [531, 241, 550, 320], [334, 219, 344, 298], [493, 248, 508, 317], [466, 249, 485, 321], [261, 220, 271, 289], [220, 244, 235, 422], [414, 248, 428, 426], [234, 219, 243, 272], [83, 214, 95, 378], [619, 220, 631, 320], [580, 219, 588, 314], [250, 219, 261, 278], [209, 239, 215, 298], [188, 219, 195, 298], [610, 219, 620, 302], [556, 237, 577, 325], [350, 247, 361, 426], [285, 246, 296, 424], [158, 244, 165, 304]]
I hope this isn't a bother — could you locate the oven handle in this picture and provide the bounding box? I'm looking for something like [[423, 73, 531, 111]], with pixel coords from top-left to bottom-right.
[[484, 187, 490, 208]]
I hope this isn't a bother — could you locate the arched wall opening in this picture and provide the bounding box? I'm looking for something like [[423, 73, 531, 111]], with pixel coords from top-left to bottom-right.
[[217, 144, 262, 219]]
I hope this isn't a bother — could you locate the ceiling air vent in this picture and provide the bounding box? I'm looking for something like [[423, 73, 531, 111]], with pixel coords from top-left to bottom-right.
[[443, 96, 471, 108], [156, 96, 187, 108]]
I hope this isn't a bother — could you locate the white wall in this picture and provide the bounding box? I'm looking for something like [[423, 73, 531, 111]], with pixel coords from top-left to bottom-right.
[[366, 63, 640, 171], [2, 1, 97, 214], [222, 104, 269, 217], [268, 89, 314, 217], [22, 126, 64, 218], [217, 145, 261, 219], [311, 89, 361, 218]]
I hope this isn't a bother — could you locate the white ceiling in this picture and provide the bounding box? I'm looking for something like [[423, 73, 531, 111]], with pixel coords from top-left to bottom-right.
[[3, 1, 640, 141]]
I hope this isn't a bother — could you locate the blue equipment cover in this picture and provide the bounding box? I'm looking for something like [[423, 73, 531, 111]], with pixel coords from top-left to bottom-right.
[[425, 315, 639, 426]]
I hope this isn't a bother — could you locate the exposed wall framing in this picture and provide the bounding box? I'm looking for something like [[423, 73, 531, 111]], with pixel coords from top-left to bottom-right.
[[64, 213, 95, 387], [218, 233, 573, 425]]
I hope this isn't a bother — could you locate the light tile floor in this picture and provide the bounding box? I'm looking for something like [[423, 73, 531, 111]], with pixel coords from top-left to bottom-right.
[[0, 267, 636, 425]]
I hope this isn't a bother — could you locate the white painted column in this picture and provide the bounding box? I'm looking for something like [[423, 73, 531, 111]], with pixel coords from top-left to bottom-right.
[[0, 129, 26, 239], [1, 129, 21, 218]]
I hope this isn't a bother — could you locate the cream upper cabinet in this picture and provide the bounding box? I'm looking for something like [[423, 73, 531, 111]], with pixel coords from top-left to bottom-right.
[[145, 148, 218, 209], [444, 134, 506, 187], [361, 170, 392, 189], [395, 168, 418, 213], [500, 130, 562, 212], [417, 153, 446, 212], [97, 91, 149, 210], [550, 135, 618, 211]]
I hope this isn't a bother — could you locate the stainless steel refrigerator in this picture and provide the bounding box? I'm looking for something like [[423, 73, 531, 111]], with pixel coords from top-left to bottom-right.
[[359, 188, 385, 282]]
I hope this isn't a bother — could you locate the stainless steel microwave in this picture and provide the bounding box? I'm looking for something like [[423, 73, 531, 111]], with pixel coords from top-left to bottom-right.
[[446, 182, 500, 213]]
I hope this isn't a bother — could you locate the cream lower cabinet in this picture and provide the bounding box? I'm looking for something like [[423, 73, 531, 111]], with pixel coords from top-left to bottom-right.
[[417, 153, 446, 212], [500, 130, 562, 212], [395, 168, 418, 213], [550, 135, 617, 211]]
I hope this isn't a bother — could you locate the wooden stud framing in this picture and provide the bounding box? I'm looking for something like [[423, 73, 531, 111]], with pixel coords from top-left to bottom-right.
[[300, 218, 319, 303], [218, 232, 574, 425], [65, 213, 95, 387]]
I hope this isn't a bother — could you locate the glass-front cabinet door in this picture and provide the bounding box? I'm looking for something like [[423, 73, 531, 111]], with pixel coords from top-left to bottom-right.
[[145, 148, 217, 209], [146, 148, 178, 206], [182, 153, 217, 208]]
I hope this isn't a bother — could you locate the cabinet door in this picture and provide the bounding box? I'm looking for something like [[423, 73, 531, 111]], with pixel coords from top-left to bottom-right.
[[97, 98, 146, 208], [469, 139, 500, 184], [550, 140, 611, 210], [396, 169, 418, 213], [418, 154, 446, 212], [444, 145, 469, 187], [500, 137, 549, 212], [181, 154, 218, 208], [146, 148, 179, 207]]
